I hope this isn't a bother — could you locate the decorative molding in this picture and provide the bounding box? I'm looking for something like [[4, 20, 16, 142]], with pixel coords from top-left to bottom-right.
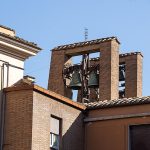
[[0, 35, 41, 60], [84, 112, 150, 122]]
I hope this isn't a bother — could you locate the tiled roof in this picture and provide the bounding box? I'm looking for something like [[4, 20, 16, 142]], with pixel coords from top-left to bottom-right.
[[4, 78, 86, 111], [0, 25, 15, 32], [90, 52, 143, 61], [53, 36, 120, 51], [0, 32, 42, 50], [84, 96, 150, 109], [120, 52, 143, 57]]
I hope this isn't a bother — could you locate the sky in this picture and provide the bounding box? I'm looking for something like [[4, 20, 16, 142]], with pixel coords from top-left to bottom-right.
[[0, 0, 150, 96]]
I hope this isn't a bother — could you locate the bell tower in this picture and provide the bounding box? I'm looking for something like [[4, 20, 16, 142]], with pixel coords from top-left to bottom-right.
[[48, 37, 143, 102], [48, 37, 120, 102]]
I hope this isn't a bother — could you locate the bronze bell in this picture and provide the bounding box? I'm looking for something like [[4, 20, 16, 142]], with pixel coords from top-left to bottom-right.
[[88, 70, 99, 88], [119, 89, 125, 98], [119, 69, 125, 81], [69, 70, 82, 90]]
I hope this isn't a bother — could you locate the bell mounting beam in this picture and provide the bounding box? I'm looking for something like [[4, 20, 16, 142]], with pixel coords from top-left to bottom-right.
[[81, 53, 90, 102]]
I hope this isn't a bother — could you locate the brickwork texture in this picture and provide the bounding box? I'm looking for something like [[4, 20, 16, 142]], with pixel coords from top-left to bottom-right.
[[4, 88, 84, 150]]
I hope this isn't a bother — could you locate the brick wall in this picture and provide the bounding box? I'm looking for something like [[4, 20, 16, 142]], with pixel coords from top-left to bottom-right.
[[3, 87, 84, 150], [48, 50, 72, 99], [32, 91, 84, 150], [85, 104, 150, 150], [120, 52, 143, 98], [99, 40, 119, 101], [86, 52, 143, 101], [48, 39, 120, 102], [3, 89, 33, 150]]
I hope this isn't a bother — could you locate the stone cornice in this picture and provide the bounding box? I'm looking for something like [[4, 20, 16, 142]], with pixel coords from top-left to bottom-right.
[[0, 34, 41, 60]]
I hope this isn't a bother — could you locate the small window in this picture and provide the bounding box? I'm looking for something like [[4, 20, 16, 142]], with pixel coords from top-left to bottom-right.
[[50, 116, 61, 150], [50, 133, 59, 150], [129, 124, 150, 150]]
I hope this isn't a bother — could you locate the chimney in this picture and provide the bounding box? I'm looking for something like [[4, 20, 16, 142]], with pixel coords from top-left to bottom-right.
[[24, 75, 35, 83]]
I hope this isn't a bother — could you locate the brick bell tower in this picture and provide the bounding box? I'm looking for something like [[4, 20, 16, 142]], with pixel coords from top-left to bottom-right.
[[48, 37, 143, 102]]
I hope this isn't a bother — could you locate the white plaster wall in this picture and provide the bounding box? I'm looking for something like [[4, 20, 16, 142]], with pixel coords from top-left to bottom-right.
[[8, 66, 23, 87], [0, 53, 24, 68], [0, 53, 24, 89]]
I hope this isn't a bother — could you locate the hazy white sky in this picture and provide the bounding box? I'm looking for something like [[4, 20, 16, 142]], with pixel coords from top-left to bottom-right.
[[0, 0, 150, 96]]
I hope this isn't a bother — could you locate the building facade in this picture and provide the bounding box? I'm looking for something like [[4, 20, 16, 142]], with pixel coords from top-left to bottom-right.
[[0, 25, 149, 150], [4, 81, 85, 150]]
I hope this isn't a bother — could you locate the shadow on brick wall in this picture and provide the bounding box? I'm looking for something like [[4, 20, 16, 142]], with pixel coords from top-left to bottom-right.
[[62, 113, 84, 150]]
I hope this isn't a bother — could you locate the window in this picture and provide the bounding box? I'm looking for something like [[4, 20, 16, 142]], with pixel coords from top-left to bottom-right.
[[129, 124, 150, 150], [50, 133, 59, 150], [50, 116, 61, 150]]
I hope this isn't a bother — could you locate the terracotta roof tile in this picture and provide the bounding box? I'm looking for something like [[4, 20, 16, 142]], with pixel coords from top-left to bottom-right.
[[0, 32, 42, 50], [84, 96, 150, 109], [0, 25, 15, 32], [53, 36, 120, 51], [90, 52, 143, 61], [4, 79, 85, 111], [119, 52, 143, 57]]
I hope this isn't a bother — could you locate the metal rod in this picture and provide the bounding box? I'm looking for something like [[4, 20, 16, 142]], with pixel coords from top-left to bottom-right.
[[0, 62, 10, 150], [0, 63, 5, 150], [0, 60, 24, 70]]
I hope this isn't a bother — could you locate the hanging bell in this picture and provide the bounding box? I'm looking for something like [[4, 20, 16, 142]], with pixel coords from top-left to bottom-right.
[[69, 70, 82, 90], [88, 71, 99, 88], [119, 69, 125, 81], [119, 89, 125, 98]]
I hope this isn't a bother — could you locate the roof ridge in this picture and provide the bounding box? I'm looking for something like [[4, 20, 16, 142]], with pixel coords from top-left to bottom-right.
[[89, 51, 143, 61], [53, 36, 120, 51], [10, 78, 34, 87], [85, 96, 150, 109], [4, 81, 86, 111], [120, 52, 143, 57]]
